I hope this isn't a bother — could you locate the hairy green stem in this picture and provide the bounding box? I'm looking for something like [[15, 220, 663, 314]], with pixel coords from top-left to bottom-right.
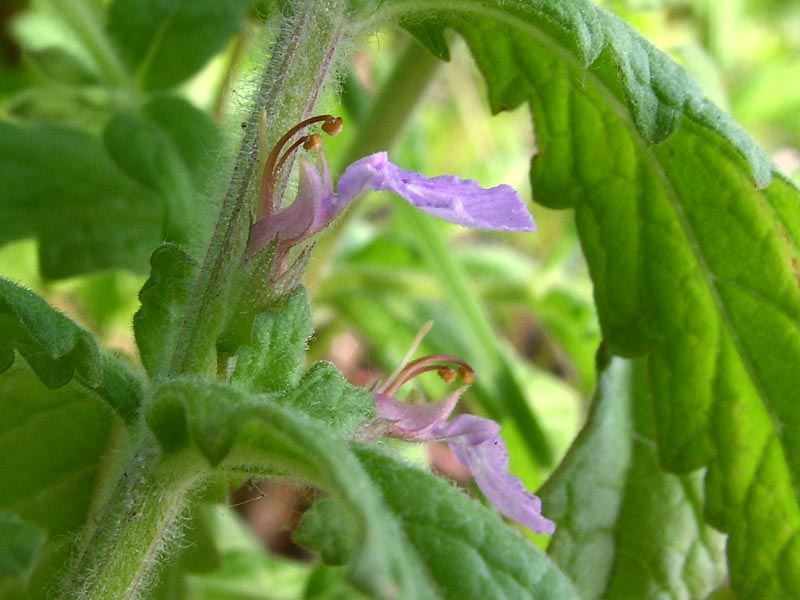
[[42, 0, 130, 88], [167, 1, 349, 377], [60, 452, 202, 600]]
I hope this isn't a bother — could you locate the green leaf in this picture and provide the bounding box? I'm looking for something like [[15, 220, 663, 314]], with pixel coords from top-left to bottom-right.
[[106, 0, 250, 90], [230, 286, 313, 393], [350, 446, 579, 599], [134, 243, 198, 379], [0, 277, 144, 422], [103, 96, 223, 249], [103, 112, 193, 244], [539, 358, 726, 599], [281, 362, 375, 434], [0, 277, 100, 387], [0, 362, 116, 540], [0, 512, 46, 581], [295, 499, 357, 566], [147, 380, 436, 597], [0, 122, 163, 279], [391, 2, 800, 596]]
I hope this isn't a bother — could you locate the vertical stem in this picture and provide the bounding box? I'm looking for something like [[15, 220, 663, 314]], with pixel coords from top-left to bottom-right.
[[167, 1, 349, 377], [60, 455, 202, 600]]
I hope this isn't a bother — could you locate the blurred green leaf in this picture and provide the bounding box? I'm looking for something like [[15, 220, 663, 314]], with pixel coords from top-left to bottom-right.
[[396, 2, 800, 596], [0, 511, 45, 581], [0, 361, 118, 598], [104, 96, 223, 248], [179, 505, 311, 600], [0, 123, 163, 279], [106, 0, 250, 90], [540, 358, 726, 599]]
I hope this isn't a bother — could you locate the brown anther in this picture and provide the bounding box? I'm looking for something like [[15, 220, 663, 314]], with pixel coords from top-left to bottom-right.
[[321, 116, 343, 136], [303, 133, 322, 150], [459, 366, 475, 384], [437, 366, 458, 383]]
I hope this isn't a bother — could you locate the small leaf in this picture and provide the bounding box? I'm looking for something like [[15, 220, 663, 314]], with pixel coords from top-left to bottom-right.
[[148, 380, 259, 466], [106, 0, 250, 90], [0, 123, 163, 279], [282, 362, 375, 434], [134, 244, 198, 379], [0, 277, 100, 388], [0, 511, 45, 580], [295, 499, 357, 565], [539, 358, 726, 599], [230, 287, 313, 393]]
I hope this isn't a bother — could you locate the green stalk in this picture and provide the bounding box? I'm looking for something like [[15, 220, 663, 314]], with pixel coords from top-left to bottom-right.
[[167, 1, 349, 377], [42, 0, 130, 88], [60, 453, 203, 600]]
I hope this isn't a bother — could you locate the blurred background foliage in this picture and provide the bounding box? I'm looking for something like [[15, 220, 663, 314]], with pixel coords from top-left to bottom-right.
[[0, 0, 798, 596]]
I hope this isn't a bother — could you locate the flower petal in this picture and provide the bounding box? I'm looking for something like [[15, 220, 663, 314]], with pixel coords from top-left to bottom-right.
[[373, 391, 460, 441], [440, 414, 556, 535], [251, 157, 338, 252], [337, 152, 536, 232]]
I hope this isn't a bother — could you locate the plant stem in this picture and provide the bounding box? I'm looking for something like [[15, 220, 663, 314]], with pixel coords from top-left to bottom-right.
[[43, 0, 130, 88], [60, 453, 202, 600], [167, 1, 349, 377]]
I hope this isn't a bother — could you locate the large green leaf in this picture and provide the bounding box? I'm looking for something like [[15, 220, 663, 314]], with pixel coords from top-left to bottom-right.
[[0, 123, 163, 279], [106, 0, 250, 90], [387, 1, 800, 595], [103, 95, 223, 251], [540, 358, 726, 599], [0, 362, 119, 598]]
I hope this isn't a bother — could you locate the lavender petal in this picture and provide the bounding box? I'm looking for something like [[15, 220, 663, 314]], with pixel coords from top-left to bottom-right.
[[338, 152, 536, 232], [440, 415, 556, 535], [374, 392, 460, 441]]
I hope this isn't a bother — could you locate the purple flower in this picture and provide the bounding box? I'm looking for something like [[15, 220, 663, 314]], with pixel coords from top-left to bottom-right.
[[250, 116, 535, 256], [372, 356, 555, 535]]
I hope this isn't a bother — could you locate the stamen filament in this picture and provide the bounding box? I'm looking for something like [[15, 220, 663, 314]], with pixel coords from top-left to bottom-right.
[[259, 114, 341, 216], [380, 354, 475, 397]]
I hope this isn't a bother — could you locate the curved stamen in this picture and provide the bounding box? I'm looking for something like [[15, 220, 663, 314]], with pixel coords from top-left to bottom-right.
[[380, 354, 475, 397], [259, 115, 341, 216]]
